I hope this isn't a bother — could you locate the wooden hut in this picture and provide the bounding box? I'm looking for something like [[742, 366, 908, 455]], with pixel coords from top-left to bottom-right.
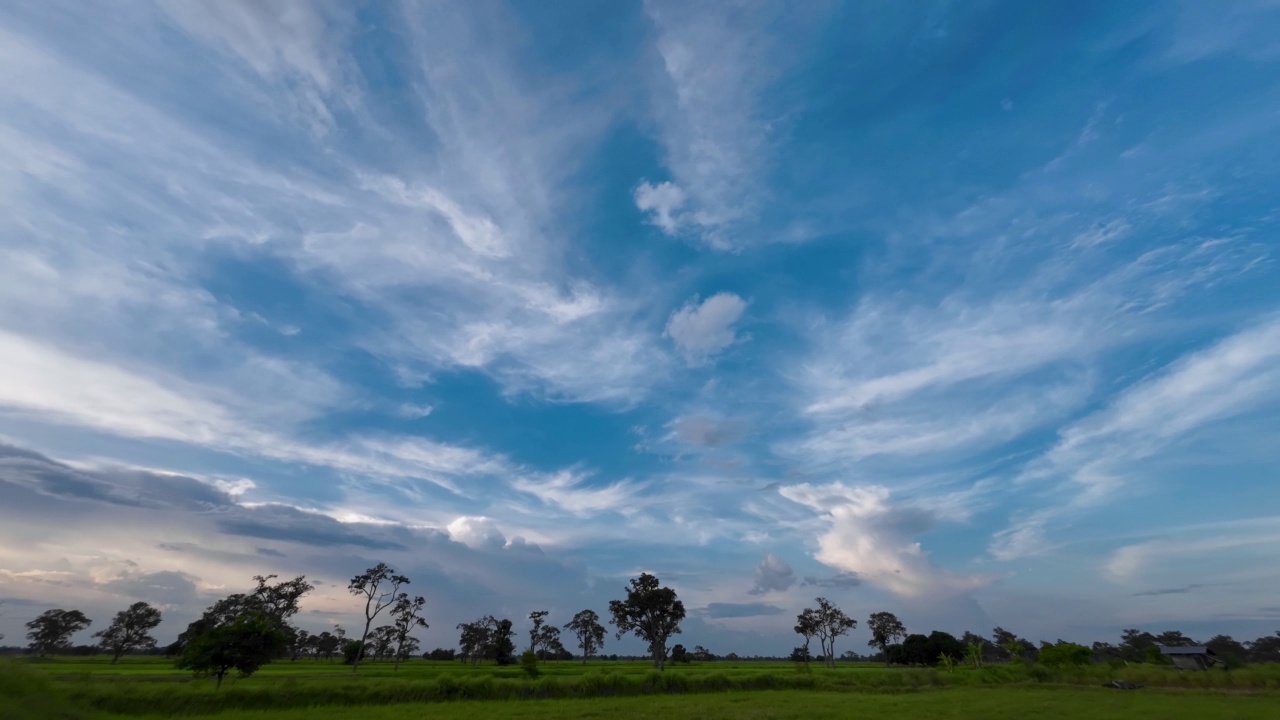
[[1158, 645, 1221, 671]]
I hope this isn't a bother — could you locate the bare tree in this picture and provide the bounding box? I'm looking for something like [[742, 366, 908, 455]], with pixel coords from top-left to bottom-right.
[[347, 563, 408, 673]]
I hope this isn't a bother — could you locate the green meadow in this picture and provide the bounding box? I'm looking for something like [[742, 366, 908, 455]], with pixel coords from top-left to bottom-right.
[[4, 656, 1279, 720]]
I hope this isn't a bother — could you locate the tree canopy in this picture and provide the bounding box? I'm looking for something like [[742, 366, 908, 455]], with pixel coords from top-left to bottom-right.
[[26, 609, 92, 656], [93, 602, 162, 663], [608, 573, 685, 670]]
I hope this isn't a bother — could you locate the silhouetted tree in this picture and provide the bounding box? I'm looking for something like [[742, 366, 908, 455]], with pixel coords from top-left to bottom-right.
[[175, 611, 287, 689], [26, 609, 92, 656], [867, 612, 907, 666], [347, 563, 408, 673], [608, 573, 685, 670], [93, 602, 162, 663], [390, 594, 428, 670], [798, 598, 855, 668], [564, 609, 606, 664]]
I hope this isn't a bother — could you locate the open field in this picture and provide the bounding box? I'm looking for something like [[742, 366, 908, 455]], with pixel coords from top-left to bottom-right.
[[4, 657, 1279, 720]]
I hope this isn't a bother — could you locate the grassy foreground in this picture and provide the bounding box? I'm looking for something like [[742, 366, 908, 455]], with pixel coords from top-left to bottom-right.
[[5, 657, 1280, 720], [93, 689, 1280, 720]]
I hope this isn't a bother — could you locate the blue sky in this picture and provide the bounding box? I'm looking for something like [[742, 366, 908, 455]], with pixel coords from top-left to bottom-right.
[[1, 0, 1279, 654]]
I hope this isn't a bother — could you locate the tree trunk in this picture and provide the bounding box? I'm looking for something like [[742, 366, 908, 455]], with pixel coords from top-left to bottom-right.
[[352, 618, 373, 673], [215, 670, 225, 690], [652, 644, 665, 670]]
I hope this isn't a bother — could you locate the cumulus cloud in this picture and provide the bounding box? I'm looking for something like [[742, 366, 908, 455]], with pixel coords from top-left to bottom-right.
[[780, 483, 990, 598], [748, 553, 795, 595], [634, 180, 687, 235], [446, 516, 506, 549], [664, 293, 747, 365]]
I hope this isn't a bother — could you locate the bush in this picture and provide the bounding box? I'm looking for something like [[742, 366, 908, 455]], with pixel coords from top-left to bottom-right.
[[520, 650, 541, 679], [1040, 643, 1092, 667]]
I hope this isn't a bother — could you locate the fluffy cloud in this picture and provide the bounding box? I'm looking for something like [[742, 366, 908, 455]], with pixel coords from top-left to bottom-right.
[[664, 293, 747, 365], [748, 553, 795, 595], [634, 180, 687, 235], [780, 483, 990, 598], [446, 516, 507, 549]]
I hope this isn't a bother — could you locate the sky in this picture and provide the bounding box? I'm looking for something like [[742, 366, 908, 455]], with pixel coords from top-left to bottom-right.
[[1, 0, 1279, 656]]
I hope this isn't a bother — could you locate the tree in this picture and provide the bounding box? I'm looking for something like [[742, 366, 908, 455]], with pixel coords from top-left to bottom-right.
[[390, 594, 428, 670], [564, 609, 606, 664], [347, 563, 408, 673], [1206, 635, 1248, 665], [669, 643, 689, 663], [1246, 632, 1280, 664], [426, 647, 456, 661], [867, 611, 907, 666], [1039, 642, 1091, 667], [26, 609, 92, 656], [693, 645, 715, 662], [528, 610, 549, 653], [457, 619, 489, 664], [176, 611, 288, 689], [794, 610, 818, 664], [788, 646, 812, 663], [93, 602, 162, 663], [608, 573, 686, 670], [483, 616, 516, 665], [799, 597, 856, 668], [370, 625, 397, 660]]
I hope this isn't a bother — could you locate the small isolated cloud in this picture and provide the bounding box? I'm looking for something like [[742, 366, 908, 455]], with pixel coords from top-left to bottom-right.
[[664, 293, 748, 365], [398, 403, 435, 419], [446, 516, 506, 549], [780, 483, 990, 598], [634, 180, 687, 234], [701, 602, 785, 619], [800, 572, 862, 590], [749, 553, 795, 595]]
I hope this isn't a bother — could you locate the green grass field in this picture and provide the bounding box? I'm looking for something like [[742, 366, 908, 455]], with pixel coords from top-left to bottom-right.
[[4, 656, 1278, 720]]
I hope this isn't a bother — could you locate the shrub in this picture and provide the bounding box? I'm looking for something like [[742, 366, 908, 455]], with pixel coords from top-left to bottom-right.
[[520, 650, 541, 679], [1040, 643, 1092, 667]]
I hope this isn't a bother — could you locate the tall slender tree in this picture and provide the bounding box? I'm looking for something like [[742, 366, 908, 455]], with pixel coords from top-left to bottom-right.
[[93, 602, 163, 663], [347, 563, 408, 673], [798, 597, 855, 668], [390, 594, 428, 671]]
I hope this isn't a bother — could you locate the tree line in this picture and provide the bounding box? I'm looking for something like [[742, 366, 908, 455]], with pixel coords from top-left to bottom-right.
[[10, 571, 1280, 686]]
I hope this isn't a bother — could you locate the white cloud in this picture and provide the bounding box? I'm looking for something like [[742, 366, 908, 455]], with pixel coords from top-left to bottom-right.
[[664, 293, 748, 364], [398, 403, 435, 419], [640, 1, 805, 248], [780, 483, 990, 598], [446, 516, 506, 549], [634, 180, 687, 235], [510, 469, 639, 517]]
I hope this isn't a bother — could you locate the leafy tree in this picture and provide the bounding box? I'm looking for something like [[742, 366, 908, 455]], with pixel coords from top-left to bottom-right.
[[794, 610, 817, 663], [347, 563, 408, 673], [1118, 628, 1157, 662], [798, 597, 856, 668], [1246, 632, 1280, 663], [520, 649, 541, 678], [992, 627, 1037, 663], [370, 625, 397, 660], [314, 631, 340, 661], [390, 594, 428, 670], [788, 646, 811, 663], [1039, 642, 1091, 667], [175, 611, 288, 689], [608, 573, 686, 670], [867, 611, 907, 666], [484, 616, 516, 665], [290, 629, 312, 660], [926, 631, 965, 667], [1153, 630, 1197, 647], [26, 609, 92, 656], [564, 609, 606, 664], [1206, 635, 1248, 666], [900, 633, 930, 665], [693, 645, 715, 662], [93, 602, 162, 663], [426, 647, 457, 661], [456, 619, 489, 664], [669, 643, 689, 664], [528, 610, 549, 652]]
